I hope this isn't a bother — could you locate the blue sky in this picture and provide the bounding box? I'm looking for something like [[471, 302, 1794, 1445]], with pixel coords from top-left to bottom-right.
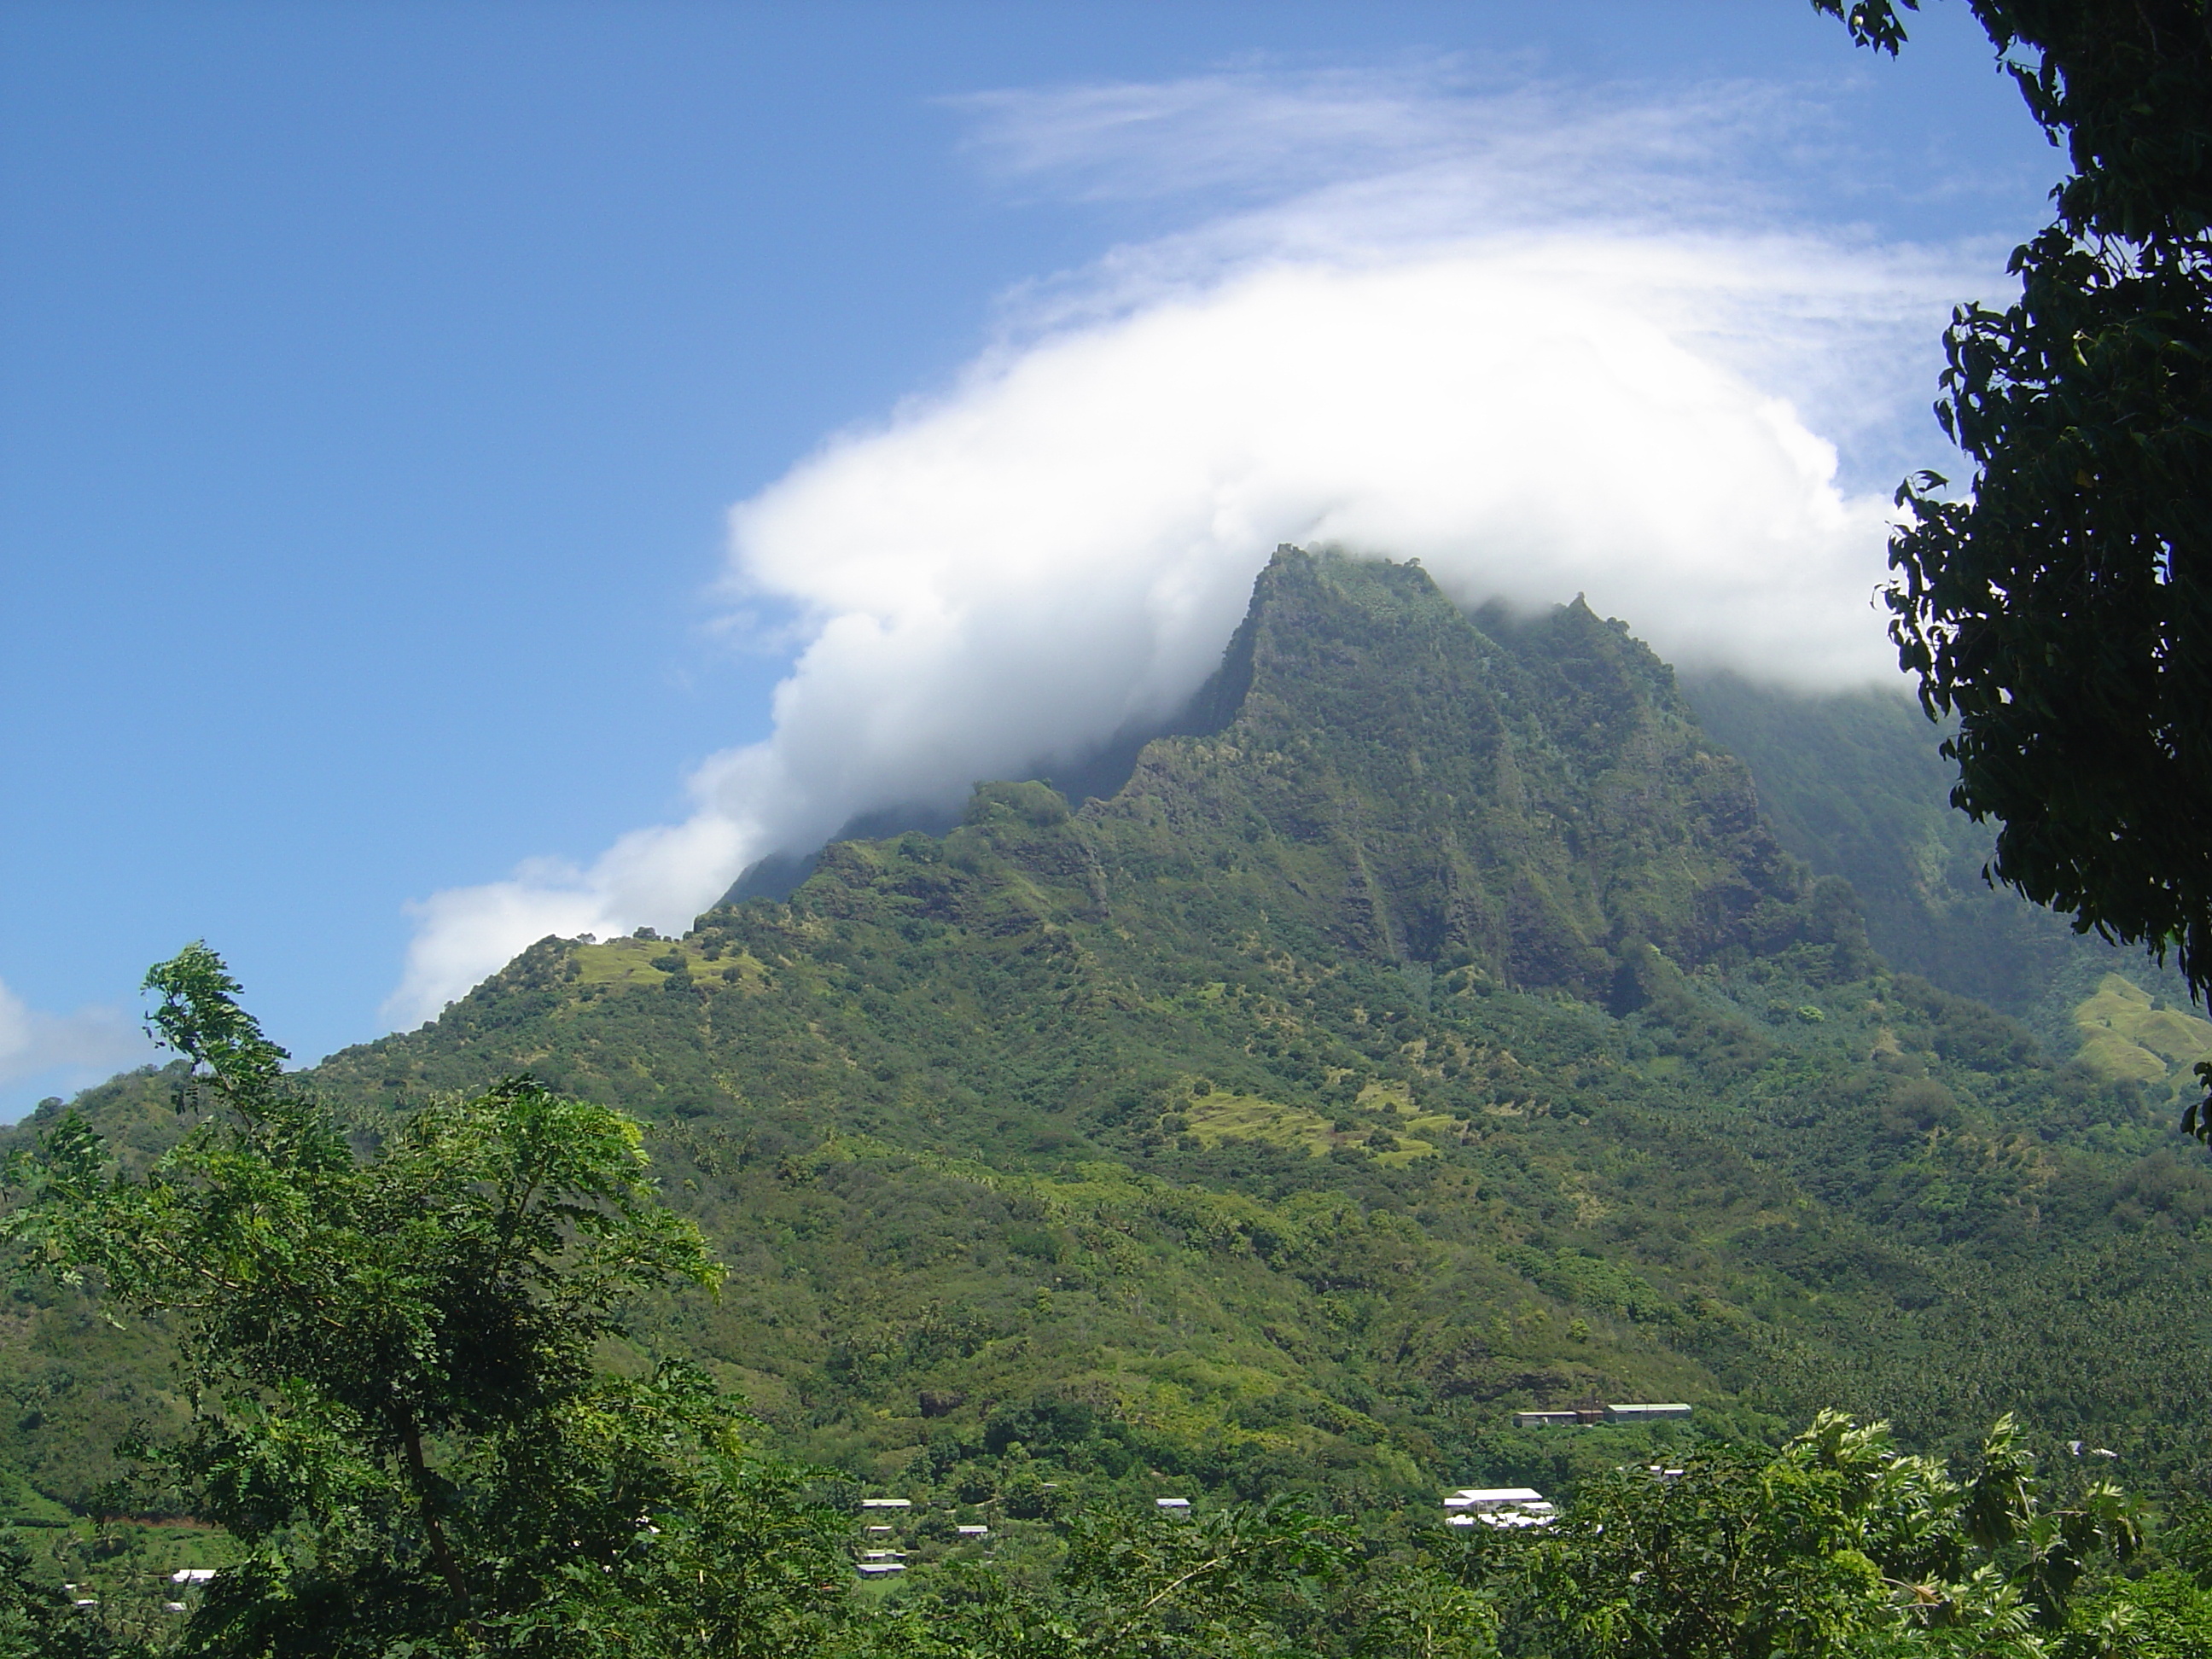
[[1, 1, 2054, 1114]]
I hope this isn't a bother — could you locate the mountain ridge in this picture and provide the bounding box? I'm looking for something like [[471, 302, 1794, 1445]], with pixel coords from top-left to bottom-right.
[[5, 546, 2208, 1534]]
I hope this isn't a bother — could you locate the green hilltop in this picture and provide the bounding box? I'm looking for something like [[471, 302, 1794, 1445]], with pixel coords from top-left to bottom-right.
[[8, 547, 2209, 1534]]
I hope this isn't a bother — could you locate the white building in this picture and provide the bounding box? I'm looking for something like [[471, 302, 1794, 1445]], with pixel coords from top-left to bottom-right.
[[1442, 1487, 1556, 1528]]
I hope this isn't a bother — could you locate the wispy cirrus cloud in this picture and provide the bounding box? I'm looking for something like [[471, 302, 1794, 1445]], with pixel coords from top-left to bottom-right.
[[958, 66, 1982, 476], [957, 63, 1789, 220]]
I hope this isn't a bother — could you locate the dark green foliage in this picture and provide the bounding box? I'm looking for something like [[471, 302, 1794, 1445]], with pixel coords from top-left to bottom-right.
[[1814, 2, 2212, 1010], [0, 1528, 146, 1656], [1101, 551, 1816, 990]]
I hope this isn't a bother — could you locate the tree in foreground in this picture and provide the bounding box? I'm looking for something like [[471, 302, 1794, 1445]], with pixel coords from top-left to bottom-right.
[[2, 943, 846, 1657], [1505, 1412, 2150, 1658], [1812, 1, 2212, 1119]]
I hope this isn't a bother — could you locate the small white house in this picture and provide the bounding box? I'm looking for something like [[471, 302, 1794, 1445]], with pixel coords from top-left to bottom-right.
[[956, 1524, 990, 1537], [171, 1569, 218, 1586], [1442, 1488, 1556, 1528], [860, 1498, 915, 1511], [1443, 1487, 1545, 1511], [1155, 1497, 1190, 1511]]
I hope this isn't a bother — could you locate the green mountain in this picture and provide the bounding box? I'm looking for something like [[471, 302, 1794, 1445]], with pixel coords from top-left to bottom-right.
[[1680, 671, 2193, 1036], [9, 546, 2210, 1531]]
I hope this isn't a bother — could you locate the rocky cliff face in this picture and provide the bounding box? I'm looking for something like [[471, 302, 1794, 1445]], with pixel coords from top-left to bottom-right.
[[1086, 546, 1844, 995]]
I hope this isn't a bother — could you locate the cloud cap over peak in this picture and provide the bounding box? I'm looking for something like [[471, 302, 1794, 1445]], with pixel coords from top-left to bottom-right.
[[385, 63, 1965, 1029]]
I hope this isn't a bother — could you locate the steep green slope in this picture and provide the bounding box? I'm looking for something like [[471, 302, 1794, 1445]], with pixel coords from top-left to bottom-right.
[[9, 548, 2209, 1531], [1682, 672, 2197, 1045]]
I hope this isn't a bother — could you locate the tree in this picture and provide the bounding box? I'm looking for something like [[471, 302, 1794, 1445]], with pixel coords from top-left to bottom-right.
[[0, 1528, 145, 1659], [1, 944, 847, 1657], [839, 1498, 1463, 1659], [1813, 2, 2212, 1120], [1505, 1412, 2142, 1658]]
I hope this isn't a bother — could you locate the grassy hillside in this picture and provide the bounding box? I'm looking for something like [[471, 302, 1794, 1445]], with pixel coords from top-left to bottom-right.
[[8, 549, 2209, 1539]]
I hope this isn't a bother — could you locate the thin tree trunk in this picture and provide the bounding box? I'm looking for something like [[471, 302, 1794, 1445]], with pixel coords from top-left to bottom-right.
[[401, 1420, 473, 1623]]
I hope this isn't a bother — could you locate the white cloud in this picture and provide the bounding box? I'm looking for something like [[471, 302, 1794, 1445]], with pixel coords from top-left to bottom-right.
[[0, 978, 153, 1095], [956, 62, 1788, 215], [383, 66, 1985, 1028]]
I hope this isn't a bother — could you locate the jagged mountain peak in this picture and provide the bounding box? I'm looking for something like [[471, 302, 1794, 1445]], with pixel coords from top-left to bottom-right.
[[1117, 551, 1752, 981], [764, 546, 1856, 998]]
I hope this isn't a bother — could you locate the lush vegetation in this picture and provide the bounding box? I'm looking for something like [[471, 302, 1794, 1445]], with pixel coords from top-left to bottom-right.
[[9, 951, 2212, 1656], [4, 550, 2210, 1651], [3, 946, 847, 1656]]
